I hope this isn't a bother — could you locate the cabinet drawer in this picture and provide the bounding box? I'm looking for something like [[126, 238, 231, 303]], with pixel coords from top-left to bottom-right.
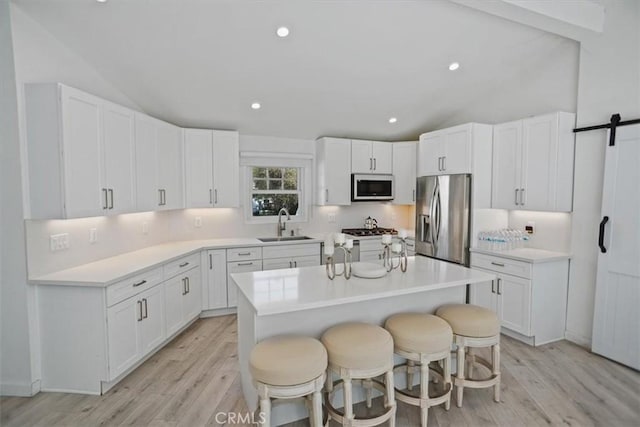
[[227, 247, 262, 262], [227, 259, 262, 272], [471, 253, 532, 279], [262, 243, 320, 260], [164, 253, 200, 280], [263, 255, 320, 271], [106, 267, 163, 307]]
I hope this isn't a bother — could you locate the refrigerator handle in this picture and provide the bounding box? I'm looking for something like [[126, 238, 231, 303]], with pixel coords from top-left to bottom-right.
[[434, 183, 442, 244]]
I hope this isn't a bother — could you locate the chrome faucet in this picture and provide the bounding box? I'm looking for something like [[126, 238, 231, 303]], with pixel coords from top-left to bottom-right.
[[277, 207, 290, 237]]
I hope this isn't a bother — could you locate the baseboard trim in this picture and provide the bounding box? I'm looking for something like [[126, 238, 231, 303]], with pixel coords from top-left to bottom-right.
[[0, 379, 40, 397], [564, 330, 592, 349], [200, 307, 237, 318]]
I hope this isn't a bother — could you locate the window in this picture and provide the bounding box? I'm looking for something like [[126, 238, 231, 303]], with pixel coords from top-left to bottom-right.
[[241, 152, 312, 224], [250, 167, 301, 217]]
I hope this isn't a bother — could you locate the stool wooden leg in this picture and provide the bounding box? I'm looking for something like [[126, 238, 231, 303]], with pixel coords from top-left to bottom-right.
[[407, 360, 415, 391], [312, 389, 322, 427], [364, 378, 373, 408], [444, 354, 452, 411], [420, 362, 429, 427], [259, 396, 271, 427], [467, 348, 475, 380], [343, 377, 354, 424], [492, 343, 501, 403], [456, 344, 465, 408], [385, 370, 396, 427]]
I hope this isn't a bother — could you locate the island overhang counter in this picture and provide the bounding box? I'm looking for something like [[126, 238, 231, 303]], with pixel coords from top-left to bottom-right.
[[231, 256, 496, 425]]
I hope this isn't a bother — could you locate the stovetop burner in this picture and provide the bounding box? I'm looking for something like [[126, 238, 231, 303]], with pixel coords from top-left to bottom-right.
[[342, 227, 398, 237]]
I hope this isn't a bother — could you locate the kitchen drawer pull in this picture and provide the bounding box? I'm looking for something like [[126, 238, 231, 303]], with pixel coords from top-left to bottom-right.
[[179, 262, 189, 268], [237, 262, 253, 266], [237, 252, 251, 256], [132, 280, 147, 287], [490, 262, 505, 267]]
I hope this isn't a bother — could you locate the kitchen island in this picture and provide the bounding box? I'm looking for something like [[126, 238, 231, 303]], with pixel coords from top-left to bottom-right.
[[231, 255, 496, 425]]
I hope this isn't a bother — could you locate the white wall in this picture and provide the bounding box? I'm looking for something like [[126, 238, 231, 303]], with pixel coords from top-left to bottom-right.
[[566, 0, 640, 346], [0, 0, 38, 396], [508, 210, 572, 253]]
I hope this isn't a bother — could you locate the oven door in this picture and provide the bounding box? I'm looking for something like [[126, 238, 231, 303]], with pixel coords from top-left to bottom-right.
[[351, 174, 394, 201]]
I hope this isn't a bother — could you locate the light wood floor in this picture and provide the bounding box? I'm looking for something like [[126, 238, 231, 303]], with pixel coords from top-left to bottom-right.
[[1, 315, 639, 426]]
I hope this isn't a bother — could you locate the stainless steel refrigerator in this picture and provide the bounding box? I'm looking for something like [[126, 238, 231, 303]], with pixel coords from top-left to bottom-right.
[[415, 174, 471, 266]]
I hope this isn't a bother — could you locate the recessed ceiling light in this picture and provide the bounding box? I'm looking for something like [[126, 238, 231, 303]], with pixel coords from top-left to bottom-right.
[[96, 0, 108, 3], [388, 117, 398, 124], [251, 102, 261, 110], [449, 62, 460, 71], [276, 27, 290, 38]]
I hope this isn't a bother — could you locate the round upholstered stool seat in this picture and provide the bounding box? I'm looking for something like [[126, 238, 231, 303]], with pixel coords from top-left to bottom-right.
[[435, 304, 501, 408], [385, 313, 453, 427], [321, 322, 397, 427], [435, 304, 500, 338], [249, 335, 327, 427]]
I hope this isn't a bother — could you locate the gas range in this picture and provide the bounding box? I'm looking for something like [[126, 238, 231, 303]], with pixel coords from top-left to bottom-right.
[[341, 227, 398, 237]]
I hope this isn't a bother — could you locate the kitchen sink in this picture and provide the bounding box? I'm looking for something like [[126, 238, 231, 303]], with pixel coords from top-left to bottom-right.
[[258, 236, 314, 242]]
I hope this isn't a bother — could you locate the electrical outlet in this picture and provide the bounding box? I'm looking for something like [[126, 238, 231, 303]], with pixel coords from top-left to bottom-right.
[[142, 222, 149, 235], [50, 233, 70, 252], [194, 216, 202, 228], [89, 228, 98, 244], [328, 213, 336, 223], [526, 221, 535, 234]]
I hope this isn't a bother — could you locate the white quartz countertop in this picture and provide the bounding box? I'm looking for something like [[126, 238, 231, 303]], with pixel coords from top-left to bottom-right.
[[30, 237, 323, 287], [231, 256, 496, 316], [470, 247, 571, 263]]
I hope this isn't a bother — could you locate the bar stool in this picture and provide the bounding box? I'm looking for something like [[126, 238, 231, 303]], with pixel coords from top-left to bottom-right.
[[249, 335, 328, 427], [384, 313, 453, 427], [435, 304, 501, 407], [321, 322, 396, 426]]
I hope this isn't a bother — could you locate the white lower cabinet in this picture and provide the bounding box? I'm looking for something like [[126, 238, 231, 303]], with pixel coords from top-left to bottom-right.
[[204, 249, 228, 310], [262, 243, 321, 271], [165, 265, 202, 337], [470, 252, 569, 346]]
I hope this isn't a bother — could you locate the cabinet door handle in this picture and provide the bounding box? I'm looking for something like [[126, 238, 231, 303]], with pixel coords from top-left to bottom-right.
[[108, 189, 114, 209], [373, 158, 377, 171], [143, 298, 148, 319], [598, 216, 609, 253], [237, 262, 253, 266], [186, 277, 190, 293], [214, 189, 218, 204], [294, 261, 297, 267], [137, 300, 143, 321], [369, 158, 373, 170], [132, 279, 147, 287], [412, 189, 416, 202], [209, 254, 213, 269], [209, 189, 213, 204], [497, 278, 502, 295], [520, 188, 525, 206], [491, 280, 496, 294], [289, 261, 292, 268], [442, 156, 446, 171], [182, 278, 187, 295], [325, 189, 329, 203], [158, 189, 163, 206], [102, 188, 109, 209], [491, 262, 505, 267], [515, 189, 519, 205]]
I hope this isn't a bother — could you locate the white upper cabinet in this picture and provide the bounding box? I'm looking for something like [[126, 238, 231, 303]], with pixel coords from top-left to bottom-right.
[[418, 123, 474, 177], [184, 129, 240, 208], [25, 83, 136, 219], [392, 142, 417, 205], [134, 114, 184, 211], [351, 140, 392, 174], [491, 112, 576, 212], [316, 137, 352, 205], [418, 123, 493, 208]]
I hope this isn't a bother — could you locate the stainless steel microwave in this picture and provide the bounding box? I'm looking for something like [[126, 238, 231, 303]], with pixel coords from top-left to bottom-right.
[[351, 174, 394, 201]]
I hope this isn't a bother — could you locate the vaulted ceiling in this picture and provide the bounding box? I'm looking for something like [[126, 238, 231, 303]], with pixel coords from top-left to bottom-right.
[[12, 0, 580, 140]]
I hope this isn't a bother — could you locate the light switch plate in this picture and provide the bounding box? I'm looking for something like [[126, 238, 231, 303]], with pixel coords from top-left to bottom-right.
[[195, 217, 202, 228], [328, 213, 336, 223], [89, 228, 98, 244]]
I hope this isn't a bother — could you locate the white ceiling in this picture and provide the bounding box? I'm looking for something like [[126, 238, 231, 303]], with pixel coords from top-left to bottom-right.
[[12, 0, 579, 141]]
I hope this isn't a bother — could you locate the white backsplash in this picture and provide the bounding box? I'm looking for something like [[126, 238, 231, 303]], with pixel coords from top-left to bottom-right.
[[508, 210, 572, 253], [25, 204, 413, 276]]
